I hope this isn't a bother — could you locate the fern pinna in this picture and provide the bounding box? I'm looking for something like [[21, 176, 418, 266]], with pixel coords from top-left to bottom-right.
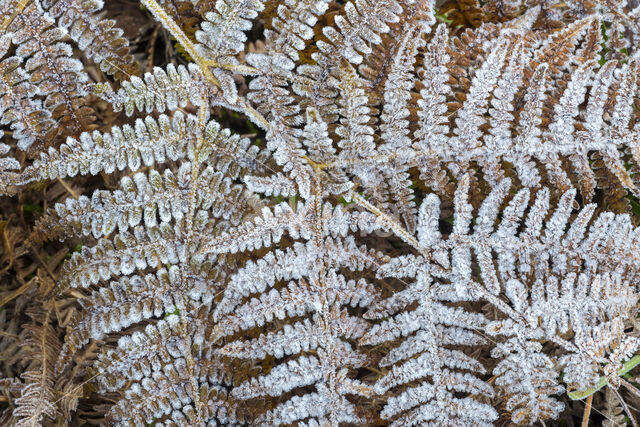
[[1, 0, 640, 425]]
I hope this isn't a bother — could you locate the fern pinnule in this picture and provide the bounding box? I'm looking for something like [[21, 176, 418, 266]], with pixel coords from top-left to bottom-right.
[[0, 142, 20, 195]]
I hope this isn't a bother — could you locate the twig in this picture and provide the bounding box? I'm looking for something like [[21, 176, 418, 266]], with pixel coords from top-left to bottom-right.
[[612, 386, 638, 427], [581, 394, 593, 427], [0, 278, 34, 308]]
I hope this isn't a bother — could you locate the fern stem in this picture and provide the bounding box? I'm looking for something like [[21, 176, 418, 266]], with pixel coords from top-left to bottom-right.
[[141, 0, 211, 79], [621, 378, 640, 399], [56, 178, 78, 200], [581, 394, 593, 427], [203, 60, 260, 75], [321, 153, 399, 170], [0, 278, 34, 308], [612, 385, 638, 427], [0, 0, 30, 33]]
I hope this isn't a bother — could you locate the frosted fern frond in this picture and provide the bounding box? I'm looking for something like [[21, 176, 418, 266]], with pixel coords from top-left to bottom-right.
[[53, 175, 261, 370], [518, 0, 640, 56], [245, 53, 311, 196], [0, 32, 56, 150], [359, 193, 495, 426], [361, 173, 640, 424], [7, 1, 95, 145], [61, 267, 184, 359], [489, 336, 565, 425], [486, 277, 567, 424], [54, 181, 261, 367], [216, 273, 375, 425], [510, 62, 547, 187], [362, 285, 496, 426], [239, 0, 335, 198], [560, 319, 640, 391], [487, 272, 640, 424], [94, 64, 206, 117], [23, 112, 197, 181], [95, 313, 237, 426], [40, 0, 140, 79], [480, 41, 525, 186], [291, 0, 405, 125], [56, 212, 247, 421], [0, 1, 95, 151], [333, 62, 376, 164], [51, 221, 209, 359], [374, 13, 433, 233], [244, 172, 297, 197], [194, 0, 264, 65], [203, 197, 378, 256], [329, 27, 640, 205], [451, 39, 509, 156], [209, 192, 384, 425], [313, 0, 403, 66], [212, 234, 383, 318], [262, 0, 330, 61], [26, 95, 264, 427], [23, 111, 261, 185], [40, 166, 255, 239], [555, 273, 640, 392], [413, 23, 453, 194], [387, 175, 640, 300], [293, 0, 404, 139]]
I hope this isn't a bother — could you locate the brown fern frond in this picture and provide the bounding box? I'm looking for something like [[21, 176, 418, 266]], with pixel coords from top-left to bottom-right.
[[12, 308, 62, 426]]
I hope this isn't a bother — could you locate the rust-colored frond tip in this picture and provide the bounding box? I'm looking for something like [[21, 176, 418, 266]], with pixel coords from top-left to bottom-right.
[[1, 0, 640, 425]]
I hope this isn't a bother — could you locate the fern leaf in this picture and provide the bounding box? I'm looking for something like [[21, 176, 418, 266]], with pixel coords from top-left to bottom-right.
[[41, 0, 140, 80], [8, 1, 95, 146], [94, 64, 205, 116], [13, 310, 61, 426]]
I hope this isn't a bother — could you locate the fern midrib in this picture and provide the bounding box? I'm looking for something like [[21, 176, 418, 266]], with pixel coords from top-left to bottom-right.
[[30, 310, 51, 427], [16, 11, 89, 136]]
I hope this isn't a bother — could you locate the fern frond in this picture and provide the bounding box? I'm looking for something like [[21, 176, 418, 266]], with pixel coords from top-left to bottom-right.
[[212, 235, 382, 318], [12, 309, 61, 426], [0, 32, 56, 150], [41, 0, 140, 80], [24, 111, 260, 187], [95, 313, 237, 425], [94, 64, 205, 116], [195, 0, 264, 65], [8, 1, 95, 147], [360, 191, 496, 426], [209, 192, 383, 424]]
